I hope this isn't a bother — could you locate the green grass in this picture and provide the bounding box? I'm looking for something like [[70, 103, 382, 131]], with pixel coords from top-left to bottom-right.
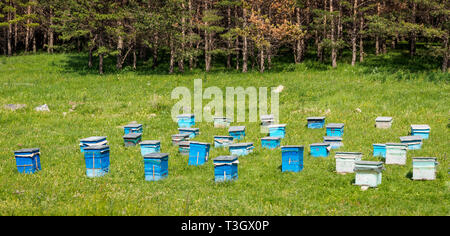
[[0, 53, 449, 216]]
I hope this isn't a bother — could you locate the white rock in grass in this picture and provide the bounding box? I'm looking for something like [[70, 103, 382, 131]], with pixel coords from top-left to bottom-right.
[[273, 85, 284, 93], [360, 186, 369, 191], [355, 108, 362, 113], [35, 104, 50, 112], [4, 104, 26, 111]]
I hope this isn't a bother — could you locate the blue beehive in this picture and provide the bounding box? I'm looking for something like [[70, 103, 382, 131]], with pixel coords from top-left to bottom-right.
[[178, 127, 200, 139], [177, 114, 195, 128], [400, 136, 423, 150], [124, 123, 143, 135], [14, 148, 41, 174], [281, 145, 304, 172], [79, 136, 107, 153], [229, 143, 254, 156], [140, 140, 161, 156], [143, 153, 169, 181], [323, 136, 343, 149], [261, 136, 281, 149], [373, 144, 386, 158], [172, 133, 190, 145], [310, 143, 330, 157], [326, 123, 344, 137], [178, 141, 190, 155], [268, 124, 287, 138], [123, 133, 142, 147], [213, 156, 239, 182], [411, 124, 430, 139], [188, 142, 211, 166], [228, 126, 245, 140], [214, 117, 231, 128], [307, 117, 325, 129], [214, 135, 234, 148], [83, 145, 110, 177]]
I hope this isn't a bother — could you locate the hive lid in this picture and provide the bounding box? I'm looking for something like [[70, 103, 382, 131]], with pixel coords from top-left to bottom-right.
[[178, 141, 190, 146], [140, 140, 160, 145], [375, 116, 393, 122], [355, 160, 383, 166], [310, 143, 330, 146], [335, 152, 362, 159], [124, 123, 142, 128], [144, 153, 169, 159], [262, 136, 281, 140], [335, 152, 362, 155], [80, 136, 107, 142], [83, 145, 109, 150], [260, 114, 274, 120], [123, 133, 142, 138], [172, 133, 190, 138], [228, 126, 245, 132], [373, 143, 386, 146], [307, 116, 325, 120], [15, 148, 40, 153], [229, 142, 253, 147], [177, 113, 194, 118], [411, 124, 430, 130], [400, 136, 422, 142], [326, 123, 345, 128], [214, 156, 238, 162], [412, 157, 437, 161], [190, 141, 211, 146], [268, 124, 286, 128], [178, 127, 199, 131], [281, 145, 304, 148], [386, 143, 407, 147], [214, 135, 233, 139], [323, 136, 343, 141]]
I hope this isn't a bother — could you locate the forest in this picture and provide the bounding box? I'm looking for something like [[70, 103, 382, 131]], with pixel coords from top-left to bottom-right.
[[0, 0, 449, 74]]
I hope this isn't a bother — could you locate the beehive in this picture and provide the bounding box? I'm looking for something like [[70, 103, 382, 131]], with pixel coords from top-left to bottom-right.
[[143, 153, 169, 181], [213, 117, 231, 128], [177, 113, 195, 128], [268, 124, 287, 138], [178, 127, 200, 139], [229, 143, 254, 156], [385, 143, 407, 165], [83, 145, 110, 177], [412, 157, 438, 181], [188, 142, 211, 166], [213, 156, 239, 182], [124, 123, 143, 135], [228, 126, 246, 140], [326, 123, 345, 137], [310, 143, 330, 157], [178, 141, 190, 155], [354, 161, 384, 188], [214, 135, 234, 148], [335, 152, 362, 174], [281, 145, 304, 172], [123, 133, 142, 147], [14, 148, 41, 174], [79, 136, 107, 153], [171, 133, 190, 145], [323, 136, 343, 149], [373, 144, 386, 158], [140, 140, 161, 156], [411, 124, 430, 139], [307, 117, 325, 129], [375, 117, 393, 129], [260, 114, 275, 126], [261, 136, 281, 149], [400, 136, 423, 150]]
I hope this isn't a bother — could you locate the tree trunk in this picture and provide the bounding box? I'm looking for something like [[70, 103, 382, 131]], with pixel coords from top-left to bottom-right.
[[259, 47, 264, 73], [409, 2, 417, 57], [48, 8, 54, 54], [359, 14, 364, 63], [32, 29, 36, 53], [116, 22, 124, 70], [330, 0, 337, 68], [295, 7, 302, 63], [169, 37, 175, 74], [89, 48, 93, 68], [375, 2, 380, 55], [443, 36, 449, 73], [267, 46, 272, 70], [25, 4, 31, 53], [204, 2, 210, 72], [133, 45, 137, 70], [99, 53, 104, 74], [188, 0, 194, 70], [242, 7, 248, 73], [7, 8, 12, 56], [351, 0, 358, 66], [226, 5, 232, 69]]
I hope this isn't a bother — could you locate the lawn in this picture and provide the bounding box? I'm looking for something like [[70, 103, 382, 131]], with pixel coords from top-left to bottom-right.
[[0, 53, 449, 215]]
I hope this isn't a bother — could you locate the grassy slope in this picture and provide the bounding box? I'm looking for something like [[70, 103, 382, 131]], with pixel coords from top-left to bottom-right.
[[0, 53, 449, 215]]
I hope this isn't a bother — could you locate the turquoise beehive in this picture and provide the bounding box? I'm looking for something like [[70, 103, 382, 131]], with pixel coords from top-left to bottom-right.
[[177, 114, 195, 128], [143, 153, 169, 181], [178, 127, 200, 139], [323, 136, 343, 149], [281, 145, 304, 172], [178, 141, 190, 155], [354, 161, 384, 188], [79, 136, 107, 153], [373, 144, 386, 158], [268, 124, 287, 138], [14, 148, 41, 174], [411, 124, 430, 139], [400, 136, 423, 150], [229, 142, 254, 156], [213, 156, 239, 182], [326, 123, 344, 137], [124, 123, 142, 135], [310, 143, 330, 157], [140, 140, 161, 156], [261, 136, 281, 149], [188, 142, 211, 166], [228, 126, 245, 140], [307, 117, 325, 129], [214, 135, 234, 148], [83, 145, 110, 177]]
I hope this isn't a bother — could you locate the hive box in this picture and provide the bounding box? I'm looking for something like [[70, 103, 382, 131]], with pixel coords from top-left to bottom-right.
[[178, 127, 200, 139], [213, 117, 231, 128], [260, 114, 275, 126], [172, 133, 190, 145], [412, 157, 438, 181], [354, 161, 384, 188], [14, 148, 41, 174], [228, 126, 246, 140], [213, 156, 239, 182], [214, 135, 234, 148], [281, 145, 304, 172], [326, 123, 344, 137], [310, 143, 330, 157], [261, 136, 281, 149], [143, 153, 169, 181], [83, 145, 110, 177], [177, 114, 195, 128], [124, 123, 143, 135], [79, 136, 107, 153], [188, 142, 211, 166], [335, 152, 362, 174], [375, 117, 393, 129], [307, 117, 325, 129], [268, 124, 287, 138], [411, 124, 430, 139], [123, 133, 142, 147], [400, 136, 423, 150], [323, 136, 343, 149], [373, 144, 386, 158], [178, 141, 190, 155], [140, 140, 161, 156], [385, 143, 407, 165], [229, 143, 254, 156]]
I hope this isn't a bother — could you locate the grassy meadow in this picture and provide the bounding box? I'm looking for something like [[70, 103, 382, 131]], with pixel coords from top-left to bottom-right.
[[0, 52, 449, 215]]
